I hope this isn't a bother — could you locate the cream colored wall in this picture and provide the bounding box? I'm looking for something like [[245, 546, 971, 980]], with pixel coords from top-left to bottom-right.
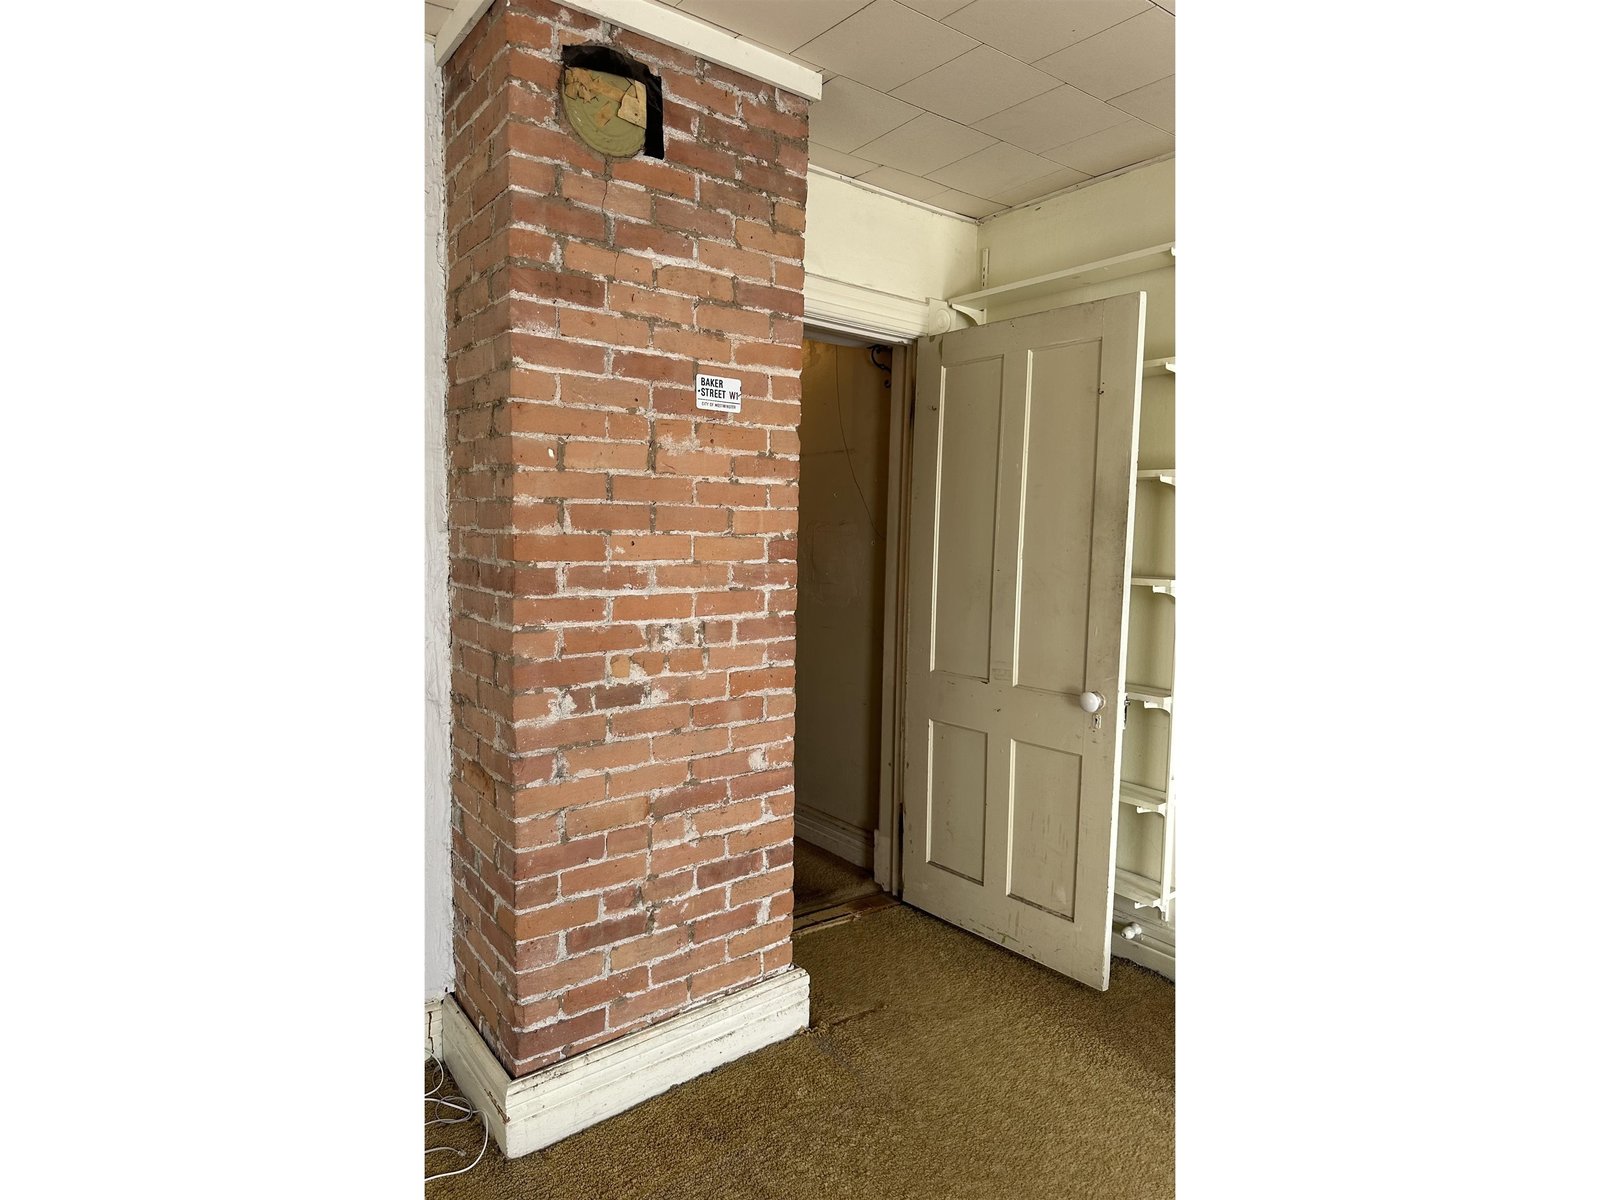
[[976, 160, 1177, 936], [795, 339, 893, 834], [980, 158, 1174, 295], [804, 170, 980, 312]]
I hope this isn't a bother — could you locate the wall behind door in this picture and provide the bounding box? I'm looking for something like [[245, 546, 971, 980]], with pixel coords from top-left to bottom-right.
[[796, 339, 891, 837]]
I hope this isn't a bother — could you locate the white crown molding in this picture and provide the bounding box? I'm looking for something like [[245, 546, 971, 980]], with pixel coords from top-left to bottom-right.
[[804, 275, 961, 344]]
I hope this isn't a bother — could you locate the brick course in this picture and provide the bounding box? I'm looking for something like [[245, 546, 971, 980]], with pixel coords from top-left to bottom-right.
[[442, 0, 808, 1077]]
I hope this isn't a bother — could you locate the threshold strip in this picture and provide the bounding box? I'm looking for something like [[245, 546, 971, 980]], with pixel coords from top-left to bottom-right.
[[792, 891, 900, 936]]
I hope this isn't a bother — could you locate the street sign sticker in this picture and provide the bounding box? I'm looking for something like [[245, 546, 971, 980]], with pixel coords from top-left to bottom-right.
[[695, 373, 742, 414]]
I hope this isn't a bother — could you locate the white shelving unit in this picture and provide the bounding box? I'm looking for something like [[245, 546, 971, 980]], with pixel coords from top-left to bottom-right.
[[1115, 867, 1165, 911], [949, 245, 1176, 322], [1119, 780, 1168, 815], [1126, 684, 1172, 712], [1117, 312, 1177, 922]]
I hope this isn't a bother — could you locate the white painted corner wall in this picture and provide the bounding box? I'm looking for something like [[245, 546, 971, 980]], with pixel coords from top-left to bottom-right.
[[978, 158, 1175, 291], [802, 171, 979, 340], [425, 43, 454, 1003], [804, 171, 978, 304]]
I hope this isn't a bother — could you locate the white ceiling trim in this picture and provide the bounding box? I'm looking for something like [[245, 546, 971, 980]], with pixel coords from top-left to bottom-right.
[[809, 165, 978, 225], [981, 151, 1174, 218], [543, 0, 823, 99]]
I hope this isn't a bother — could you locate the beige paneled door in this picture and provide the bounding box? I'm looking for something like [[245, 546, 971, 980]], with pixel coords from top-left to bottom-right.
[[901, 296, 1145, 990]]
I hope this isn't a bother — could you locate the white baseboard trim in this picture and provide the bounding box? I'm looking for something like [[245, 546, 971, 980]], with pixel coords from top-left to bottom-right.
[[1111, 903, 1176, 981], [794, 803, 874, 869], [425, 998, 445, 1059], [441, 967, 811, 1158]]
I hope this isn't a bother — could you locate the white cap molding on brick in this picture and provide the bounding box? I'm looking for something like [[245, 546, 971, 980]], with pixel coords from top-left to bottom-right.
[[433, 0, 492, 63], [435, 0, 825, 101], [442, 968, 811, 1158]]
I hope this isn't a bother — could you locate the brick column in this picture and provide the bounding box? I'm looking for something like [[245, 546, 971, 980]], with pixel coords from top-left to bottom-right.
[[442, 0, 808, 1077]]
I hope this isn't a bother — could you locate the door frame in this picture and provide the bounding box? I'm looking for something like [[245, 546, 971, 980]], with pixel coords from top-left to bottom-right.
[[875, 341, 914, 897], [798, 314, 923, 898]]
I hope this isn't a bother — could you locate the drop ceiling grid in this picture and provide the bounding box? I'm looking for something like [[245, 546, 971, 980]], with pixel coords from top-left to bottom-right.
[[674, 0, 1174, 216], [430, 1, 1173, 217]]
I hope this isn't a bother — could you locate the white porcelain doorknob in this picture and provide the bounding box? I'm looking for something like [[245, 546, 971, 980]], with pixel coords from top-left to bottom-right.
[[1078, 690, 1105, 714]]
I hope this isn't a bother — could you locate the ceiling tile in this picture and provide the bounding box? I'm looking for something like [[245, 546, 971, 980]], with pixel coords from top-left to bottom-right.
[[898, 0, 971, 17], [675, 1, 870, 54], [1043, 118, 1172, 174], [943, 0, 1151, 64], [852, 111, 996, 175], [808, 145, 884, 177], [1034, 7, 1172, 99], [985, 166, 1093, 207], [853, 166, 953, 202], [923, 188, 1005, 219], [927, 141, 1062, 201], [889, 46, 1058, 126], [973, 84, 1129, 153], [1107, 74, 1173, 132], [808, 77, 924, 153], [793, 0, 980, 92]]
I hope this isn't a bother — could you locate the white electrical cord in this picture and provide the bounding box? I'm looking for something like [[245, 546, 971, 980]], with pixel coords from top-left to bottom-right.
[[424, 1053, 490, 1184]]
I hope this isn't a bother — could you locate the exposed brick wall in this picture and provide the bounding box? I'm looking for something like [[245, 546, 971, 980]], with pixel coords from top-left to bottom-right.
[[441, 0, 809, 1077]]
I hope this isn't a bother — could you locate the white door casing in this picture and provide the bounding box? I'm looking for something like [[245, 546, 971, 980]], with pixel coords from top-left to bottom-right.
[[901, 295, 1145, 990]]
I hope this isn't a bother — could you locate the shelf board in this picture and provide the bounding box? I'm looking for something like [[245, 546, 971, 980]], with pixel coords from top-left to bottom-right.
[[1119, 781, 1169, 815], [1126, 684, 1173, 712], [1115, 868, 1169, 911], [948, 243, 1175, 309], [1136, 468, 1175, 485], [1143, 356, 1177, 376], [1130, 575, 1175, 595]]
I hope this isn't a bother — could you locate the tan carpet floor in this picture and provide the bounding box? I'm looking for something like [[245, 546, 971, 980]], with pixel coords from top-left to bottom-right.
[[791, 840, 883, 914], [426, 904, 1174, 1199]]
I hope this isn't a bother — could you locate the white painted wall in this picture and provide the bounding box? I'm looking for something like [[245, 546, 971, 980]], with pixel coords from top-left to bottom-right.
[[425, 43, 454, 1003], [979, 158, 1175, 297], [803, 169, 979, 336], [796, 340, 891, 836]]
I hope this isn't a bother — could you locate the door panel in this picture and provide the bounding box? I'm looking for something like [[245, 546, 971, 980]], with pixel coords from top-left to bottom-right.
[[1007, 740, 1082, 919], [930, 357, 1003, 683], [928, 721, 988, 883], [1014, 341, 1101, 695], [901, 296, 1145, 990]]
